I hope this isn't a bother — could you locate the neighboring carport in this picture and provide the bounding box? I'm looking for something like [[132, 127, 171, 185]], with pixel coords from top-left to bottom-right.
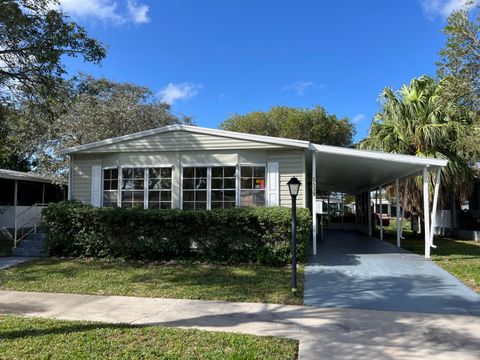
[[309, 144, 448, 258]]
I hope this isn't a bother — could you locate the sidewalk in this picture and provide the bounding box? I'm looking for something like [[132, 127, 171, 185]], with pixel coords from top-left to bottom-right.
[[0, 290, 479, 359], [0, 257, 37, 270]]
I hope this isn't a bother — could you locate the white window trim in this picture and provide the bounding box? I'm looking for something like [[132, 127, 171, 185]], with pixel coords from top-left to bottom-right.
[[180, 165, 209, 210], [207, 167, 212, 210], [117, 164, 174, 168], [239, 164, 268, 207], [100, 167, 119, 208], [145, 167, 174, 210], [180, 164, 239, 210]]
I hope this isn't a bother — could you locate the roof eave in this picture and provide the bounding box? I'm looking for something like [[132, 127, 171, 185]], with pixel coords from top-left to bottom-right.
[[309, 143, 448, 168]]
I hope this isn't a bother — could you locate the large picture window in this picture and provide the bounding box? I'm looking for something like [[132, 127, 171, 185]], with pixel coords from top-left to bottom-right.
[[211, 166, 236, 209], [240, 166, 266, 207], [103, 169, 118, 207], [148, 168, 172, 209], [103, 167, 173, 209], [182, 167, 207, 210]]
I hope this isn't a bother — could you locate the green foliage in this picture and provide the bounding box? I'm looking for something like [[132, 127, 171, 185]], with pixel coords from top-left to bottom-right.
[[220, 106, 355, 146], [0, 0, 106, 107], [0, 0, 106, 171], [42, 202, 311, 266], [436, 2, 479, 110], [7, 75, 192, 176], [360, 76, 479, 213]]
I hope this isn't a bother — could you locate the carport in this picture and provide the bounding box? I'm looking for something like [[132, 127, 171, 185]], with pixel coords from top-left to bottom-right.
[[309, 145, 448, 259], [305, 146, 480, 315]]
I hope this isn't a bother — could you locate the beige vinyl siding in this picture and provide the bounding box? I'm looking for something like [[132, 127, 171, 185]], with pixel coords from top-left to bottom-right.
[[78, 131, 286, 153], [72, 155, 102, 204], [267, 150, 306, 208], [70, 149, 308, 209], [102, 152, 175, 168]]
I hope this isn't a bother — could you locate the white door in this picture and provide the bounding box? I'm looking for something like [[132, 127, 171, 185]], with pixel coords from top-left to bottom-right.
[[91, 165, 102, 207], [267, 162, 279, 206]]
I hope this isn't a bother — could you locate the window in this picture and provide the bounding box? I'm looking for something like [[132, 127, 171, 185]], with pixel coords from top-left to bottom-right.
[[182, 167, 207, 210], [148, 168, 172, 209], [17, 181, 43, 206], [121, 168, 145, 208], [211, 166, 236, 209], [103, 169, 118, 207], [0, 179, 15, 206], [240, 166, 266, 207]]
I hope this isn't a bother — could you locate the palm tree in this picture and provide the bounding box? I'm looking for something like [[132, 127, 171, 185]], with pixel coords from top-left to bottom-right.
[[360, 76, 479, 220]]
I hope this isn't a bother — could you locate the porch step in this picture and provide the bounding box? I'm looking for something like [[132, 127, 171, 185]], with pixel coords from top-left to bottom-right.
[[23, 233, 46, 242], [13, 232, 48, 258]]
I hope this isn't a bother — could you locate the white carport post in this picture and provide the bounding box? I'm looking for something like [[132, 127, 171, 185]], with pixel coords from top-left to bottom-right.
[[367, 191, 372, 237], [312, 150, 317, 255], [395, 179, 401, 247], [423, 166, 431, 259], [379, 186, 383, 241], [430, 167, 442, 248]]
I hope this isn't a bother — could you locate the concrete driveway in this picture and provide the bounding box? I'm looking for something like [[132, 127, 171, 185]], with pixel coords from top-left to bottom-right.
[[305, 230, 480, 316]]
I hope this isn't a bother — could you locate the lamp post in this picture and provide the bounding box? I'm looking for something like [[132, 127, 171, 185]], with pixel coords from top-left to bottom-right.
[[287, 176, 301, 295]]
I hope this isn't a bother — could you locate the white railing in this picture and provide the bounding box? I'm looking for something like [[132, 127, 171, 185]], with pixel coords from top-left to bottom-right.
[[14, 203, 48, 248]]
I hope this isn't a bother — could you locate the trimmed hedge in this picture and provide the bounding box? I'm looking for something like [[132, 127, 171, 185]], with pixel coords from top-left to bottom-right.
[[42, 201, 311, 266]]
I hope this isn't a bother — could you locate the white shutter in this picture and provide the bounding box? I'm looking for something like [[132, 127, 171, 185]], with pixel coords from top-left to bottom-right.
[[267, 162, 279, 206], [91, 165, 102, 207]]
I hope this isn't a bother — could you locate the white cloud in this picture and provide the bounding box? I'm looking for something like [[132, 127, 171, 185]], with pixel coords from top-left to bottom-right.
[[127, 0, 150, 24], [282, 81, 314, 96], [58, 0, 150, 25], [158, 83, 203, 105], [352, 113, 366, 124], [419, 0, 475, 18]]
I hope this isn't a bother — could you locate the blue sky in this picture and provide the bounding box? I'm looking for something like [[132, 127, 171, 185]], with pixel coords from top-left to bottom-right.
[[60, 0, 465, 142]]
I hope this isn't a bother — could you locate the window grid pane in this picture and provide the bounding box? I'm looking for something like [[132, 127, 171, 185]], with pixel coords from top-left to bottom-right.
[[147, 167, 172, 209], [103, 169, 119, 208], [182, 167, 208, 211], [210, 166, 237, 209], [240, 166, 266, 207]]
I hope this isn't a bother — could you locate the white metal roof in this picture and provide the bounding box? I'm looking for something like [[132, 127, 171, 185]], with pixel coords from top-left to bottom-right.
[[310, 144, 447, 193], [59, 125, 311, 155], [0, 169, 64, 184]]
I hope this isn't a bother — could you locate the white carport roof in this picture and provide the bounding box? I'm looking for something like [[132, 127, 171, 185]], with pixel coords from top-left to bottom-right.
[[310, 144, 447, 194]]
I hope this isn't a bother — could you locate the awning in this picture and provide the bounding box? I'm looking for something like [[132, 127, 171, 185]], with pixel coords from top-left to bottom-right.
[[310, 144, 447, 193]]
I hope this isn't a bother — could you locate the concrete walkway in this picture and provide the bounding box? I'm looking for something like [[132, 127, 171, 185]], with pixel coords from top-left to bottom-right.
[[0, 290, 479, 359], [0, 256, 37, 270], [305, 230, 480, 315]]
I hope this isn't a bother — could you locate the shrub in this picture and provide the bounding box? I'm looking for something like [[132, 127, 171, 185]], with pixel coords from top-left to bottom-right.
[[42, 202, 311, 265]]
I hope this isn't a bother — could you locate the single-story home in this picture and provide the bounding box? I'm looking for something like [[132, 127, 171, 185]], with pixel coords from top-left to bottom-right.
[[60, 125, 447, 258]]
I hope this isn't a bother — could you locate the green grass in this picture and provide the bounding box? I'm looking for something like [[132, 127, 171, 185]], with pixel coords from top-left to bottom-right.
[[0, 258, 303, 305], [0, 315, 298, 359], [383, 219, 480, 293]]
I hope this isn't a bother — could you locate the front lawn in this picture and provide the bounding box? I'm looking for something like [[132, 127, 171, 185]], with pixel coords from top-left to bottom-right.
[[0, 315, 298, 359], [383, 220, 480, 292], [0, 258, 303, 305]]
